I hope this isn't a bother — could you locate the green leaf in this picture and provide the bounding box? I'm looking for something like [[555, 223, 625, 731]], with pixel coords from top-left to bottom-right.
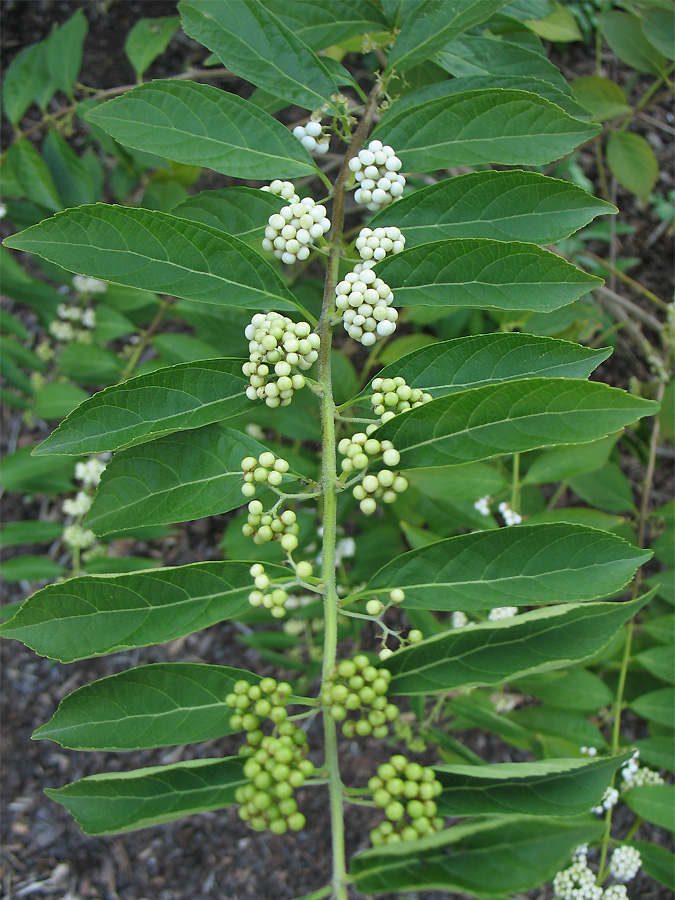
[[57, 343, 125, 385], [638, 5, 675, 60], [33, 382, 90, 421], [172, 188, 283, 241], [0, 520, 63, 550], [572, 76, 630, 122], [633, 842, 675, 892], [512, 668, 614, 712], [0, 559, 287, 662], [2, 44, 43, 125], [0, 445, 74, 495], [274, 0, 388, 50], [46, 9, 88, 100], [86, 426, 298, 535], [409, 463, 507, 504], [375, 239, 600, 312], [525, 3, 582, 41], [383, 595, 649, 696], [624, 784, 675, 832], [641, 614, 675, 644], [0, 555, 66, 583], [87, 81, 318, 180], [369, 171, 615, 246], [83, 556, 159, 575], [634, 737, 674, 771], [435, 755, 629, 817], [46, 756, 246, 835], [42, 130, 98, 208], [37, 359, 251, 456], [386, 0, 506, 73], [373, 90, 599, 171], [635, 646, 675, 684], [351, 815, 603, 895], [523, 435, 618, 485], [606, 132, 658, 202], [569, 461, 636, 513], [364, 524, 649, 610], [374, 378, 658, 469], [508, 706, 606, 748], [179, 0, 337, 110], [630, 688, 675, 728], [6, 138, 62, 212], [3, 205, 299, 311], [124, 16, 180, 80], [33, 663, 272, 749], [599, 11, 667, 75]]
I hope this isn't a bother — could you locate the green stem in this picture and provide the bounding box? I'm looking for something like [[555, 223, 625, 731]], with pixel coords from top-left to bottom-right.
[[120, 296, 174, 381], [510, 452, 520, 513], [547, 480, 568, 510]]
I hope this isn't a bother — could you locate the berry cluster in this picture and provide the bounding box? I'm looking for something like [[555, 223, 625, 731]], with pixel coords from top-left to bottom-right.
[[62, 491, 92, 517], [322, 655, 399, 738], [349, 140, 405, 210], [243, 312, 320, 407], [49, 301, 96, 343], [337, 433, 407, 515], [368, 756, 444, 846], [352, 470, 409, 516], [602, 888, 628, 900], [591, 786, 618, 815], [73, 275, 107, 295], [609, 846, 641, 883], [335, 264, 397, 346], [371, 376, 432, 423], [355, 226, 405, 262], [243, 500, 299, 552], [292, 120, 330, 154], [248, 563, 288, 619], [240, 452, 290, 498], [620, 749, 664, 790], [553, 860, 602, 900], [262, 190, 331, 265], [261, 180, 299, 202]]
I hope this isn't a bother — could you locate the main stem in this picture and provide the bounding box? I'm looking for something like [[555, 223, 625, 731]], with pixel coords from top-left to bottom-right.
[[317, 83, 382, 900]]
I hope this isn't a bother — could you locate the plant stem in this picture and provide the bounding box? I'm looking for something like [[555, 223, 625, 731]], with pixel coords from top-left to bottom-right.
[[120, 296, 174, 381], [511, 452, 520, 513]]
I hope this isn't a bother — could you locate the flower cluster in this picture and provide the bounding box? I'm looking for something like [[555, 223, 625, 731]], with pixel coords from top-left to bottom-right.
[[602, 887, 628, 900], [49, 301, 96, 343], [488, 606, 518, 620], [349, 140, 405, 210], [292, 120, 329, 154], [73, 275, 107, 295], [620, 750, 664, 790], [335, 264, 398, 346], [262, 188, 330, 264], [248, 563, 288, 619], [370, 376, 432, 424], [322, 655, 398, 738], [337, 432, 407, 515], [75, 457, 106, 488], [240, 452, 290, 498], [242, 500, 299, 553], [62, 491, 92, 518], [63, 524, 96, 550], [498, 501, 523, 525], [368, 756, 444, 846], [591, 786, 619, 815], [243, 312, 319, 407], [609, 846, 641, 882], [355, 226, 405, 262], [474, 495, 492, 516], [553, 859, 602, 900]]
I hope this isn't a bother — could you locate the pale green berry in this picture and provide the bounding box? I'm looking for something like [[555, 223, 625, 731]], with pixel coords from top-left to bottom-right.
[[241, 483, 256, 497], [259, 451, 275, 468], [295, 560, 313, 579], [408, 629, 423, 643], [366, 599, 383, 616], [389, 588, 405, 604], [281, 533, 298, 552], [360, 497, 377, 515]]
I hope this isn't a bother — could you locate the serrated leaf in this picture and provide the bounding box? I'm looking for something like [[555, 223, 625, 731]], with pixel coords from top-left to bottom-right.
[[374, 378, 658, 469], [0, 559, 287, 662], [633, 841, 675, 890], [85, 425, 287, 535], [33, 663, 270, 749], [3, 204, 299, 311], [179, 0, 337, 110], [46, 8, 88, 100], [599, 11, 667, 75], [363, 524, 649, 610], [369, 171, 615, 246], [172, 188, 283, 241], [630, 688, 675, 728], [351, 816, 603, 895], [124, 16, 180, 80], [36, 359, 249, 456], [606, 132, 658, 202], [1, 556, 66, 583], [6, 138, 62, 212], [382, 595, 649, 695], [45, 756, 246, 834], [86, 81, 318, 180], [572, 76, 630, 122], [386, 0, 507, 73], [624, 784, 675, 831], [435, 755, 629, 817], [274, 0, 388, 50], [373, 89, 599, 171]]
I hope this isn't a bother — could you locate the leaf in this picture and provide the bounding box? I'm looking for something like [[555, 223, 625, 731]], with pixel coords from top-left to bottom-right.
[[33, 383, 90, 421], [86, 81, 318, 180], [369, 171, 615, 246], [524, 3, 582, 41], [83, 557, 159, 575], [43, 130, 98, 208], [641, 614, 675, 644], [273, 0, 388, 50], [373, 90, 599, 171], [435, 755, 629, 817], [0, 445, 74, 495], [57, 343, 125, 385], [37, 359, 251, 456], [46, 756, 247, 834], [1, 556, 66, 583], [523, 435, 618, 485], [409, 463, 508, 504], [3, 205, 299, 311], [46, 8, 88, 100], [179, 0, 337, 110], [606, 132, 658, 202], [630, 688, 675, 728], [124, 16, 180, 80], [0, 520, 63, 550], [386, 0, 506, 73], [633, 841, 675, 890], [508, 706, 606, 748], [634, 737, 674, 772], [374, 378, 658, 469], [375, 239, 600, 312], [0, 559, 287, 662], [172, 188, 283, 241], [624, 784, 675, 832], [33, 663, 272, 749], [382, 595, 649, 696], [6, 138, 62, 212], [363, 524, 649, 610], [569, 461, 635, 513], [2, 44, 43, 125], [599, 11, 667, 75], [85, 425, 285, 535], [638, 5, 675, 61], [635, 646, 675, 684], [351, 816, 603, 895], [512, 668, 614, 712], [572, 76, 631, 122]]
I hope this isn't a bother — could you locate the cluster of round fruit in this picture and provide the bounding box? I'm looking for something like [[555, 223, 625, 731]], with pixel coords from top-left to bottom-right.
[[240, 452, 290, 498], [353, 470, 409, 516], [368, 756, 444, 846], [243, 500, 299, 552], [337, 433, 407, 514], [261, 180, 299, 202], [355, 226, 405, 261], [242, 312, 320, 407], [322, 655, 399, 738], [292, 120, 330, 154], [247, 563, 288, 618], [335, 264, 397, 346], [349, 140, 405, 210], [371, 376, 433, 423], [262, 194, 331, 265]]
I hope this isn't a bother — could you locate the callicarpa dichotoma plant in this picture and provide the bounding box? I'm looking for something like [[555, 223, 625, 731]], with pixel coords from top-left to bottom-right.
[[2, 2, 670, 899]]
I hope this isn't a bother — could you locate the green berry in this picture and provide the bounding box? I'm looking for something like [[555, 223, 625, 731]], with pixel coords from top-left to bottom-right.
[[408, 629, 423, 643], [366, 599, 383, 616]]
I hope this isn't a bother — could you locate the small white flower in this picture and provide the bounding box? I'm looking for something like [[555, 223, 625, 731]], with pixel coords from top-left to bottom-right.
[[451, 610, 468, 628], [81, 308, 96, 329], [73, 275, 107, 294], [609, 846, 641, 883], [488, 606, 518, 620], [474, 495, 491, 516], [602, 886, 628, 900], [48, 320, 75, 342], [498, 501, 522, 525], [75, 458, 106, 488], [0, 202, 7, 219], [62, 491, 92, 517], [581, 746, 598, 757], [63, 524, 96, 550], [591, 786, 619, 815]]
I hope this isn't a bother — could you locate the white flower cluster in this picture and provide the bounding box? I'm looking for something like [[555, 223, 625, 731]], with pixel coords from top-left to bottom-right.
[[620, 750, 664, 791], [262, 185, 330, 264], [591, 786, 619, 815], [243, 312, 319, 407], [451, 611, 470, 628], [609, 846, 641, 883], [498, 502, 522, 525], [73, 275, 107, 294], [63, 524, 96, 550], [474, 496, 492, 516], [553, 860, 602, 900], [602, 886, 628, 900], [371, 376, 432, 424], [355, 226, 405, 262], [248, 563, 288, 619], [335, 264, 398, 346], [488, 606, 518, 620], [349, 140, 405, 210], [75, 458, 106, 489], [56, 303, 95, 328], [240, 452, 290, 498], [49, 301, 97, 344], [62, 491, 92, 517], [581, 746, 598, 757], [242, 499, 299, 552], [293, 120, 329, 154]]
